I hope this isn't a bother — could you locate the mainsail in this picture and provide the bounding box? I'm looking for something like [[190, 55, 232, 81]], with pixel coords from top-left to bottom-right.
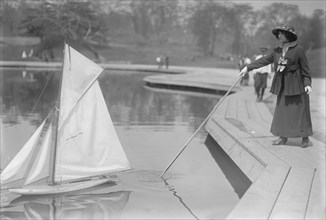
[[1, 44, 130, 188]]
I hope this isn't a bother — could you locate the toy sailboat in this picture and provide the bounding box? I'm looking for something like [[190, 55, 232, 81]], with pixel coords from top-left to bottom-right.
[[0, 44, 131, 195]]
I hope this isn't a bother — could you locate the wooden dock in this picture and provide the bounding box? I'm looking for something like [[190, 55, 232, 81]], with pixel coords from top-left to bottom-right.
[[142, 66, 325, 219], [205, 86, 325, 219]]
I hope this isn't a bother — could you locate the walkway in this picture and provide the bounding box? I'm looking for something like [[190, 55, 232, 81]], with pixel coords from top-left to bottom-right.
[[206, 85, 325, 219]]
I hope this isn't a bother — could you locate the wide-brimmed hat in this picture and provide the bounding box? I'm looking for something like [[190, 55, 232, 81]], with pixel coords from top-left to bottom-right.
[[272, 25, 297, 41]]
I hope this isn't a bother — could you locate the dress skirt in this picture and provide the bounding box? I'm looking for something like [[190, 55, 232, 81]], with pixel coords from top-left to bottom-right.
[[270, 92, 313, 138]]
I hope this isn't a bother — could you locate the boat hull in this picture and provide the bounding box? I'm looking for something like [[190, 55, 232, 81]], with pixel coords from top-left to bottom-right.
[[9, 179, 110, 195]]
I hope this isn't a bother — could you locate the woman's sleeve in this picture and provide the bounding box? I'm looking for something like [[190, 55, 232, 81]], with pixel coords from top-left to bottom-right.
[[247, 52, 274, 71], [299, 48, 312, 87]]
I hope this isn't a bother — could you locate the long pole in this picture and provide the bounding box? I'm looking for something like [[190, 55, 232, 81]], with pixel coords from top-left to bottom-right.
[[160, 74, 242, 178]]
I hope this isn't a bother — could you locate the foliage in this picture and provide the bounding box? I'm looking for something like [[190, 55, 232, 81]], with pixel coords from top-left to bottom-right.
[[307, 10, 326, 49], [188, 1, 229, 56], [226, 4, 254, 55], [0, 0, 325, 60], [10, 0, 109, 60], [117, 0, 178, 43]]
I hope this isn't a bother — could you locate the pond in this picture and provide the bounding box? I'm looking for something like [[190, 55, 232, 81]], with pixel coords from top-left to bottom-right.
[[0, 68, 250, 219]]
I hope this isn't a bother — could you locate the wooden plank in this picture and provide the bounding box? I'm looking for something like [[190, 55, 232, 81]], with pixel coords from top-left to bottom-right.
[[305, 168, 326, 219], [246, 100, 271, 131], [257, 102, 273, 123], [206, 119, 265, 181], [238, 137, 287, 167], [226, 165, 290, 220], [269, 168, 315, 219], [246, 100, 262, 122], [225, 97, 237, 119], [215, 117, 251, 139], [217, 119, 286, 166], [205, 120, 233, 147], [211, 97, 229, 120], [209, 118, 287, 167], [237, 96, 250, 120], [258, 139, 323, 169], [239, 118, 271, 138]]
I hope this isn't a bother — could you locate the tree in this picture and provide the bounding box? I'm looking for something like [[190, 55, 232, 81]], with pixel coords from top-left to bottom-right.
[[114, 0, 178, 44], [20, 0, 109, 61], [189, 1, 229, 56], [0, 0, 27, 36], [307, 9, 325, 49], [255, 3, 301, 47], [226, 4, 253, 55]]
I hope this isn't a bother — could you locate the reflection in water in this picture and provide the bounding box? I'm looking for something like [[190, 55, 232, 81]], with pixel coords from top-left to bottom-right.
[[1, 69, 245, 219], [204, 135, 252, 198], [99, 71, 217, 131], [1, 69, 59, 126], [2, 191, 131, 220], [163, 179, 199, 220]]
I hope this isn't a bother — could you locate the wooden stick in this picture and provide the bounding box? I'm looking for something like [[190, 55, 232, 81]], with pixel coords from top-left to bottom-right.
[[160, 74, 242, 178]]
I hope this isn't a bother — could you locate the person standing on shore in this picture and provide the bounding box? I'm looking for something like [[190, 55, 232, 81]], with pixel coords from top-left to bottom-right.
[[240, 55, 251, 86], [164, 55, 169, 69], [239, 25, 313, 148], [252, 46, 272, 102], [156, 56, 162, 69]]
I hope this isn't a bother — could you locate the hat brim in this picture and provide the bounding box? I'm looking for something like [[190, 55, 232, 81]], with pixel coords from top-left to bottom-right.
[[272, 28, 297, 41]]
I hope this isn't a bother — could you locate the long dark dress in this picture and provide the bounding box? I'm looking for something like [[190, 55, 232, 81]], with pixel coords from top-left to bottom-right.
[[271, 87, 313, 137]]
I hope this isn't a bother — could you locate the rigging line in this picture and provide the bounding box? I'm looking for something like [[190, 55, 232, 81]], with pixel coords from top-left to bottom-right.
[[31, 72, 55, 114]]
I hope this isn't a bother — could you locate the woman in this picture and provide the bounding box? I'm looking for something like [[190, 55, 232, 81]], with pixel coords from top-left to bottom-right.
[[240, 25, 313, 148]]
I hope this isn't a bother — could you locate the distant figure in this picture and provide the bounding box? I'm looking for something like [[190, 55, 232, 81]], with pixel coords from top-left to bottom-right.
[[156, 56, 162, 69], [240, 55, 251, 86], [252, 46, 272, 102], [22, 70, 27, 78], [237, 57, 244, 71], [22, 51, 27, 59], [164, 55, 169, 69], [28, 49, 34, 57]]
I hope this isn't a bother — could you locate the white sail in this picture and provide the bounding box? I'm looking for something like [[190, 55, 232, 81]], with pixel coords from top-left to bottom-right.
[[58, 44, 104, 130], [24, 123, 53, 185], [54, 44, 130, 182], [0, 120, 46, 184]]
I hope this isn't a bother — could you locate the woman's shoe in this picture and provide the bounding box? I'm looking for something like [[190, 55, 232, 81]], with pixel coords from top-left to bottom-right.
[[301, 137, 309, 148], [272, 137, 288, 145]]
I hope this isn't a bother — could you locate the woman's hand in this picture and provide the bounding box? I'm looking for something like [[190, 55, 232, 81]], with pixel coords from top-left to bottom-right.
[[239, 66, 248, 77], [304, 86, 312, 94]]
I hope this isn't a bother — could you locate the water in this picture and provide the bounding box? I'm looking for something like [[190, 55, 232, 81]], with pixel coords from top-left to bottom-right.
[[0, 69, 250, 219]]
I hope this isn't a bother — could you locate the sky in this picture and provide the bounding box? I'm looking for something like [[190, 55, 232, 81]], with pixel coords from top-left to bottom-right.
[[235, 0, 325, 16]]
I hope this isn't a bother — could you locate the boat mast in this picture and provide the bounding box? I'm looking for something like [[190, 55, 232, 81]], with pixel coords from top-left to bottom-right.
[[48, 39, 67, 185]]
